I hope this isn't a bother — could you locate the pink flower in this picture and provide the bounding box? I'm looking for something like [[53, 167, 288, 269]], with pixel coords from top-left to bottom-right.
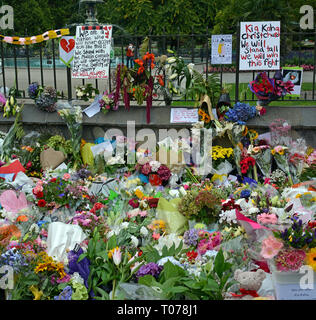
[[275, 248, 306, 272], [264, 178, 271, 185], [152, 232, 160, 240], [81, 219, 92, 226], [63, 173, 71, 180], [197, 239, 211, 255], [33, 185, 43, 194], [40, 229, 48, 237], [112, 247, 122, 266], [257, 213, 278, 225], [139, 210, 148, 217], [260, 235, 283, 259], [274, 145, 284, 153], [141, 163, 152, 175]]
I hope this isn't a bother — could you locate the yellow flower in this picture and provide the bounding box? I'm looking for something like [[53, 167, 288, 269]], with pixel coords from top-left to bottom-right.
[[29, 285, 43, 300], [249, 129, 259, 140], [295, 194, 302, 198], [288, 235, 293, 242], [306, 248, 316, 271], [108, 247, 119, 259], [271, 149, 276, 155], [135, 189, 144, 199], [278, 149, 285, 155]]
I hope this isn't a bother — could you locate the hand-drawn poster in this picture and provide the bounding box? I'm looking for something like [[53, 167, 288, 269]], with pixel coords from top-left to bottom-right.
[[239, 21, 280, 70], [282, 66, 303, 97], [72, 25, 112, 79], [170, 108, 199, 123], [59, 36, 76, 67], [211, 35, 232, 65]]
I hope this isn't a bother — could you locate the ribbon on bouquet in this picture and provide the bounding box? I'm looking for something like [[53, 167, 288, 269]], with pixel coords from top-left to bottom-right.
[[0, 29, 70, 45], [231, 288, 259, 298]]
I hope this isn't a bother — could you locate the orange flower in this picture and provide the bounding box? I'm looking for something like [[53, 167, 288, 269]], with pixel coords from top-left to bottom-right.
[[16, 215, 28, 222], [0, 225, 21, 246], [157, 75, 164, 86]]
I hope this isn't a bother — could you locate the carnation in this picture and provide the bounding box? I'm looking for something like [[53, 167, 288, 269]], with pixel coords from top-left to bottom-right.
[[157, 165, 171, 181], [141, 163, 152, 175], [149, 160, 161, 172], [257, 213, 278, 225]]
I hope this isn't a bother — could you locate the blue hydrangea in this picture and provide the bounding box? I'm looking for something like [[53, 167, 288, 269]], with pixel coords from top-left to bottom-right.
[[54, 286, 73, 300], [183, 229, 199, 246], [28, 82, 39, 99], [225, 102, 257, 125], [0, 248, 28, 272]]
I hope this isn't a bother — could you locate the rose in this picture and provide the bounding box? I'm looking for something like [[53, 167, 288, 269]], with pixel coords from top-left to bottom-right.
[[38, 199, 47, 208]]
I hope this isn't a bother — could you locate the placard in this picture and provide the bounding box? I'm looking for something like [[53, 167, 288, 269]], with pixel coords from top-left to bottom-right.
[[282, 66, 303, 97], [239, 21, 280, 70], [59, 36, 76, 67], [170, 108, 199, 123], [211, 35, 232, 65], [72, 25, 112, 79]]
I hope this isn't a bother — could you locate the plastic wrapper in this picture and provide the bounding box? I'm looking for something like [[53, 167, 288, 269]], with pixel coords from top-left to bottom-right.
[[46, 222, 86, 262], [156, 197, 188, 235], [252, 148, 272, 177], [116, 283, 164, 300], [81, 143, 95, 166], [211, 160, 234, 186], [21, 131, 41, 146]]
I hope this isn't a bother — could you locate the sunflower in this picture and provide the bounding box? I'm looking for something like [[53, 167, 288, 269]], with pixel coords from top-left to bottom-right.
[[248, 129, 259, 141], [305, 248, 316, 271]]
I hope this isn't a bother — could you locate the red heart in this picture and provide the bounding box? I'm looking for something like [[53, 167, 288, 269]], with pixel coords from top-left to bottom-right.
[[60, 38, 75, 53]]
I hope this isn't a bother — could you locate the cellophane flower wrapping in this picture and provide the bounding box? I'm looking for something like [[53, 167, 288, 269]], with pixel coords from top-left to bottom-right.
[[57, 102, 83, 169], [253, 148, 272, 177]]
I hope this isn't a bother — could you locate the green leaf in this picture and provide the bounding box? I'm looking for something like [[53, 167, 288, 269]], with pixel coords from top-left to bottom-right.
[[77, 253, 87, 263], [138, 275, 158, 287], [214, 249, 225, 278]]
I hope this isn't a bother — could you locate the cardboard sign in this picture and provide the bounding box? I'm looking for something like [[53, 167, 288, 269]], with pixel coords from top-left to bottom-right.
[[282, 66, 303, 97], [72, 25, 112, 79], [211, 35, 232, 65], [239, 21, 280, 70], [59, 36, 76, 67], [170, 108, 199, 123]]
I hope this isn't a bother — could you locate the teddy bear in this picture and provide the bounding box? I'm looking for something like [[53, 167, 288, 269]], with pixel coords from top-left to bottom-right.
[[225, 268, 266, 300]]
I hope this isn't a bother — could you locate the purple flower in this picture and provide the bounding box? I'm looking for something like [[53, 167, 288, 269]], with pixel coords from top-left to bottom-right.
[[183, 229, 199, 246], [240, 189, 251, 199], [54, 285, 72, 300], [136, 262, 163, 281]]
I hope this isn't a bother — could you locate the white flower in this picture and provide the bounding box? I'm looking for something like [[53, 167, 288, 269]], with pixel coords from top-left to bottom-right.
[[154, 234, 182, 255], [149, 160, 161, 172], [219, 209, 237, 225], [166, 57, 176, 64], [140, 226, 149, 237], [130, 235, 139, 247], [121, 222, 129, 229], [157, 256, 183, 268], [169, 189, 179, 198], [169, 73, 178, 80], [179, 187, 187, 196], [248, 207, 260, 215]]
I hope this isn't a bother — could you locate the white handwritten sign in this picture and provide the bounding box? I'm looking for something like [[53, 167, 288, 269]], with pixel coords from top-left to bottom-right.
[[211, 35, 232, 65], [72, 25, 112, 79], [239, 21, 280, 70], [170, 108, 198, 123]]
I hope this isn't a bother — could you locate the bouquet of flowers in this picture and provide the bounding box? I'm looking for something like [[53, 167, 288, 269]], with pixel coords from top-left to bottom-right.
[[76, 84, 99, 102], [28, 82, 44, 100], [135, 160, 172, 186], [271, 145, 293, 186], [249, 71, 294, 106], [3, 87, 22, 118], [35, 86, 58, 113], [224, 102, 257, 125], [98, 91, 116, 115], [260, 217, 316, 274], [58, 105, 83, 169]]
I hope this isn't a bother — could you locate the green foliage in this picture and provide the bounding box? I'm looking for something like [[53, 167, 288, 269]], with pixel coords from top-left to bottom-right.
[[138, 249, 236, 300]]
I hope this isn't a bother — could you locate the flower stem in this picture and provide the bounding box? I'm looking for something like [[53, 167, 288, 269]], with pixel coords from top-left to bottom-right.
[[253, 163, 258, 182]]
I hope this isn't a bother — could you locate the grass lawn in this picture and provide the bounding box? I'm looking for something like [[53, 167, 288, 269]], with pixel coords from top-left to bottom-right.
[[171, 83, 316, 107]]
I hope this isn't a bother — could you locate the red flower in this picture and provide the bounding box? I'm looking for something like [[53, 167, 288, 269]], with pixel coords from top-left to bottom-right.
[[128, 198, 139, 208], [149, 174, 162, 186], [38, 199, 46, 208], [186, 250, 198, 261], [50, 178, 57, 183], [36, 191, 44, 199], [148, 197, 159, 208], [90, 202, 104, 213], [138, 250, 143, 257]]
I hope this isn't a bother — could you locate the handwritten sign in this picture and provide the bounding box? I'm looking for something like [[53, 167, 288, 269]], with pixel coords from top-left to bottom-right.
[[239, 21, 280, 70], [211, 35, 232, 65], [72, 25, 112, 79], [170, 108, 198, 123]]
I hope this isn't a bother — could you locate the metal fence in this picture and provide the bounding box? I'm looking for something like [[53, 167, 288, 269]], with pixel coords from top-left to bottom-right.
[[1, 26, 316, 104]]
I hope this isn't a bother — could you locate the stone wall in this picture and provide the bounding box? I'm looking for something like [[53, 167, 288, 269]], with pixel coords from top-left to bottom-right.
[[0, 103, 315, 147]]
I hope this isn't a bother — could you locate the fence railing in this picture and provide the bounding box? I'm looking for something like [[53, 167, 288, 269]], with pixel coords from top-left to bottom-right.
[[1, 27, 316, 104]]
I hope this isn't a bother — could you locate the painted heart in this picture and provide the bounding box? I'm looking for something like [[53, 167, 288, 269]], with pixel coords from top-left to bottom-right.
[[60, 38, 75, 53]]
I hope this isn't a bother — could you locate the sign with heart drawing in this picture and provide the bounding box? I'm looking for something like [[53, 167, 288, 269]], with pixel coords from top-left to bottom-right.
[[59, 36, 76, 67]]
